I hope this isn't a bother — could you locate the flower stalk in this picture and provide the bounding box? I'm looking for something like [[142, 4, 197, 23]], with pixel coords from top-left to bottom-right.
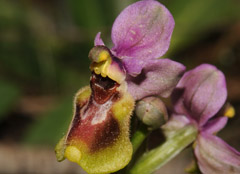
[[128, 125, 198, 174], [131, 123, 149, 155]]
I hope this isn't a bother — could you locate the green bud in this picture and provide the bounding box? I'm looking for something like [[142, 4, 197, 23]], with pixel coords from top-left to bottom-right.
[[135, 97, 168, 129]]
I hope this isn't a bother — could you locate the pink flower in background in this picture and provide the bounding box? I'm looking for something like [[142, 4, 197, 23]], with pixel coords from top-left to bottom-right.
[[172, 64, 240, 174]]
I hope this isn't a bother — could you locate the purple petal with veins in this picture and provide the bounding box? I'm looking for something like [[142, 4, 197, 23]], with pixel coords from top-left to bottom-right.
[[172, 64, 227, 127], [195, 132, 240, 174], [111, 0, 174, 76], [127, 58, 185, 100]]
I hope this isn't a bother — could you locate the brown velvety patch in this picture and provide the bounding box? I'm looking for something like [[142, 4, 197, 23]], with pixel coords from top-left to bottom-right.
[[70, 104, 82, 134], [67, 99, 121, 153], [89, 114, 120, 152], [70, 97, 90, 134]]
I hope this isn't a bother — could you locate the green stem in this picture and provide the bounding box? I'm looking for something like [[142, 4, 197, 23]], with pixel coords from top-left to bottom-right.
[[131, 124, 149, 154], [128, 125, 198, 174]]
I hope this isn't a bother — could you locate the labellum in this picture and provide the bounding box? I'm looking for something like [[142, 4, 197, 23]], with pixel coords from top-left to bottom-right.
[[55, 46, 134, 174]]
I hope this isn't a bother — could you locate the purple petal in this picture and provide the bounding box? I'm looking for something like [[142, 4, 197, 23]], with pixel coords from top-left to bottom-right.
[[111, 0, 174, 76], [172, 64, 227, 126], [94, 32, 105, 46], [126, 59, 185, 100], [122, 57, 146, 77], [202, 116, 228, 134], [195, 132, 240, 174]]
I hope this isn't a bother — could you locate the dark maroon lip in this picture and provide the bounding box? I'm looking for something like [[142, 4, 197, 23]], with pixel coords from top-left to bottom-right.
[[90, 72, 120, 104], [67, 71, 122, 153]]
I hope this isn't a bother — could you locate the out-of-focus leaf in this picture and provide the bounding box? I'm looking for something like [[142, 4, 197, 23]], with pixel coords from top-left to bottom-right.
[[68, 0, 104, 29], [58, 68, 89, 94], [0, 0, 24, 26], [0, 80, 20, 119], [166, 0, 240, 55], [23, 97, 74, 145]]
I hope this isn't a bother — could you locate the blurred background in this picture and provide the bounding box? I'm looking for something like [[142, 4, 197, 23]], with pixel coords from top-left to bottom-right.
[[0, 0, 239, 173]]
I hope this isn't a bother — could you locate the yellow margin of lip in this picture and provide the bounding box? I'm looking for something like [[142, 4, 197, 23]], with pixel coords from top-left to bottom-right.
[[65, 146, 82, 164]]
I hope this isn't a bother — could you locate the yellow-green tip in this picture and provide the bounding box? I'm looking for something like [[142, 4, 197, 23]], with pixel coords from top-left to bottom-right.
[[65, 146, 82, 164]]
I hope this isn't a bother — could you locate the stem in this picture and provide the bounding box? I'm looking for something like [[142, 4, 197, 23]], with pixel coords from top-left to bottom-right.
[[131, 124, 149, 154], [128, 125, 198, 174]]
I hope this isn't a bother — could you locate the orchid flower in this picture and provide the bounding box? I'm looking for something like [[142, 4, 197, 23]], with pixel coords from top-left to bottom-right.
[[55, 0, 185, 173], [171, 64, 240, 174]]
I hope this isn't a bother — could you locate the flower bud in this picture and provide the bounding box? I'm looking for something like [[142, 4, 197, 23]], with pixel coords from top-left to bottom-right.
[[135, 96, 168, 129]]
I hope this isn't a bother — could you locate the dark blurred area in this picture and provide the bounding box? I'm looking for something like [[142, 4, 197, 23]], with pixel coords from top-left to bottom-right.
[[0, 0, 239, 173]]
